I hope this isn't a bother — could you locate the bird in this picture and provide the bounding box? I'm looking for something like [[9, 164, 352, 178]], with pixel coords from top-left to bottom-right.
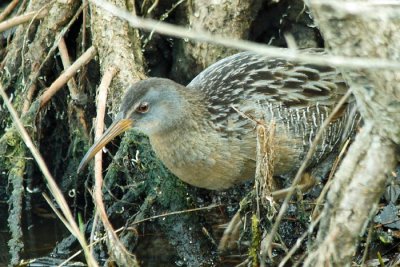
[[77, 49, 356, 190]]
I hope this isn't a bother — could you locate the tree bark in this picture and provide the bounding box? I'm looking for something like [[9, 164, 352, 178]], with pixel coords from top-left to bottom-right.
[[304, 1, 400, 265], [171, 0, 263, 83], [89, 0, 145, 113]]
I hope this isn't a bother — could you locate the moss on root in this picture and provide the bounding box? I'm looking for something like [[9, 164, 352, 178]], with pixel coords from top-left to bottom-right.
[[249, 214, 261, 267]]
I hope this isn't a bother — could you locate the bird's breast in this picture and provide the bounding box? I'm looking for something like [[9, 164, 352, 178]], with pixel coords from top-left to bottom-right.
[[149, 129, 255, 190]]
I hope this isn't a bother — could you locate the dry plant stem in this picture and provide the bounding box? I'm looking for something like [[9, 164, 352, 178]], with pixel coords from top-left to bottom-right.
[[22, 83, 37, 113], [0, 83, 98, 267], [236, 259, 251, 267], [92, 66, 138, 266], [90, 0, 400, 70], [262, 90, 352, 258], [58, 37, 80, 98], [58, 37, 89, 133], [129, 204, 220, 226], [311, 139, 350, 219], [39, 46, 96, 108], [218, 212, 242, 251], [394, 255, 400, 266], [270, 184, 314, 200], [311, 0, 400, 14], [94, 66, 117, 174], [59, 222, 109, 267], [42, 193, 74, 234], [81, 1, 87, 49], [0, 8, 47, 32], [89, 211, 99, 253], [255, 122, 276, 207], [0, 0, 20, 22], [361, 224, 374, 266], [278, 213, 322, 267]]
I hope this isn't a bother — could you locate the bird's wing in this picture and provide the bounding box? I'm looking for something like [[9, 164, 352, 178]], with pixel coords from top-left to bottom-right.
[[187, 49, 351, 127], [187, 50, 357, 165]]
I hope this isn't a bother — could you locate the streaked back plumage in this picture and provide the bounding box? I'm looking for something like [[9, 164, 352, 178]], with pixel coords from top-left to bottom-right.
[[187, 50, 357, 175]]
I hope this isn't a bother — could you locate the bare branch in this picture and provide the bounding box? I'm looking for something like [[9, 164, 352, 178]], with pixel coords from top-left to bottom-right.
[[0, 8, 47, 33], [0, 0, 20, 22], [90, 0, 400, 70], [39, 46, 96, 108]]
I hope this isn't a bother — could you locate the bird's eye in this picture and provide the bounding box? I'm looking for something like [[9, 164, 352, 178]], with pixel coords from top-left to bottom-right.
[[136, 102, 149, 113]]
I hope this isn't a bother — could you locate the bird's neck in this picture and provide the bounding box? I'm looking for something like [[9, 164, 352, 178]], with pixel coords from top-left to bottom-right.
[[148, 105, 247, 189], [149, 101, 216, 162]]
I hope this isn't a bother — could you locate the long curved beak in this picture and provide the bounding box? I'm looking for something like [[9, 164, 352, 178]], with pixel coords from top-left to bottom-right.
[[77, 118, 133, 173]]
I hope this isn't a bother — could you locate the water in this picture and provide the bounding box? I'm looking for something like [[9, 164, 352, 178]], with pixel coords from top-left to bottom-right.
[[0, 202, 68, 266]]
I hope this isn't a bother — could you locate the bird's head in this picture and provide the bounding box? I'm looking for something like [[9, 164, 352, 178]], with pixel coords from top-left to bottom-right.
[[77, 78, 189, 173]]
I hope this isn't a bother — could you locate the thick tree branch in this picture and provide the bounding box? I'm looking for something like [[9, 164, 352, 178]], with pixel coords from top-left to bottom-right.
[[304, 1, 400, 265]]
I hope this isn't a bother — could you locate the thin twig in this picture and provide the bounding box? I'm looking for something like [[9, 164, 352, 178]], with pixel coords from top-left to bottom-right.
[[91, 66, 137, 265], [92, 65, 116, 183], [262, 90, 352, 258], [270, 184, 315, 200], [42, 193, 73, 234], [0, 0, 20, 22], [39, 46, 97, 108], [129, 204, 221, 226], [58, 37, 80, 99], [143, 0, 186, 47], [22, 83, 37, 113], [361, 223, 374, 266], [311, 138, 351, 219], [82, 1, 88, 50], [93, 65, 115, 192], [0, 83, 98, 267], [278, 213, 322, 267], [0, 8, 47, 32], [89, 210, 99, 254], [91, 0, 400, 70], [311, 0, 400, 17], [25, 3, 86, 97], [58, 37, 89, 134]]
